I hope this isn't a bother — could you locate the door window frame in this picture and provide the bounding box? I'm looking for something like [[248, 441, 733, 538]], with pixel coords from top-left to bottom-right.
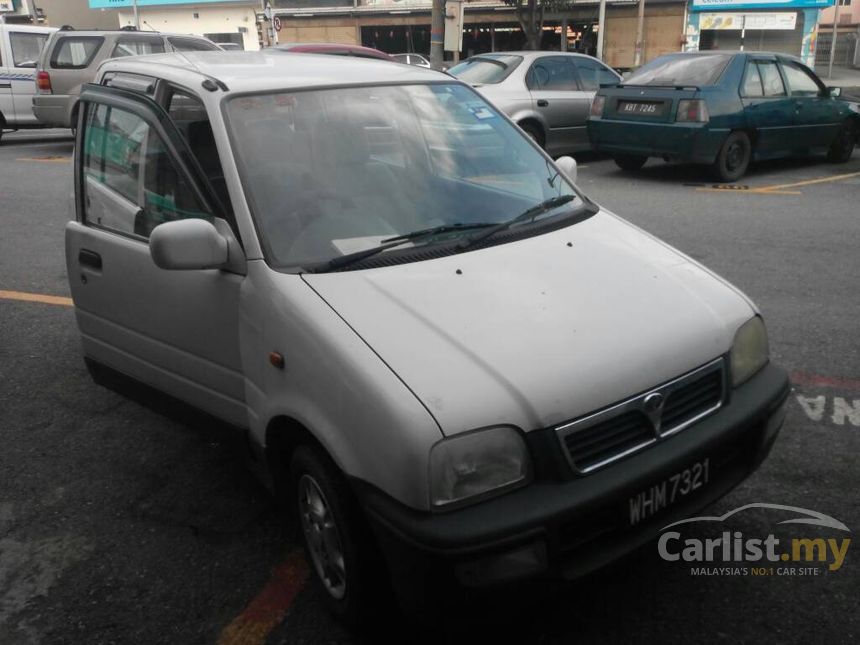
[[75, 83, 240, 245], [779, 60, 826, 97], [526, 56, 582, 92]]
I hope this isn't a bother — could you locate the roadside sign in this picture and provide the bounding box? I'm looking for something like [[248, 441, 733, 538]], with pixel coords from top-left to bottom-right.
[[273, 16, 282, 32]]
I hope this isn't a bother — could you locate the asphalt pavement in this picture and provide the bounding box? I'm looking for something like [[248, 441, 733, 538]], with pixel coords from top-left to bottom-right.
[[1, 129, 858, 644]]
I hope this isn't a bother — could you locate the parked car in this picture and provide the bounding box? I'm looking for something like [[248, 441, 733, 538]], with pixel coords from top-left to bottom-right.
[[0, 23, 57, 142], [66, 50, 789, 626], [588, 51, 860, 181], [392, 52, 430, 68], [32, 28, 220, 129], [274, 42, 395, 62], [449, 51, 621, 156]]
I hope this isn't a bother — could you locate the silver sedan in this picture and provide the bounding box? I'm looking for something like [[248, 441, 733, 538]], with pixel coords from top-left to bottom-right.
[[449, 51, 621, 156]]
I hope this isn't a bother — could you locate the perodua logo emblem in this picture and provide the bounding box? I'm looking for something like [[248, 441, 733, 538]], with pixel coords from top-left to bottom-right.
[[643, 392, 665, 414]]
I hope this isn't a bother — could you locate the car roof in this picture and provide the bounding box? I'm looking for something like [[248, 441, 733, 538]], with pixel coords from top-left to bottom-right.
[[655, 50, 803, 62], [466, 51, 596, 60], [48, 29, 209, 39], [0, 24, 56, 34], [97, 50, 446, 94], [276, 42, 395, 61]]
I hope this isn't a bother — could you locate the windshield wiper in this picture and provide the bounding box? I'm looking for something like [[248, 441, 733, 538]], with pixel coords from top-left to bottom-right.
[[458, 194, 576, 249], [382, 222, 494, 244], [318, 222, 495, 272]]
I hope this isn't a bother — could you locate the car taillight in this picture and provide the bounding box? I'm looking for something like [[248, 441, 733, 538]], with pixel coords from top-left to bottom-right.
[[590, 95, 606, 118], [676, 99, 709, 123], [36, 71, 52, 94]]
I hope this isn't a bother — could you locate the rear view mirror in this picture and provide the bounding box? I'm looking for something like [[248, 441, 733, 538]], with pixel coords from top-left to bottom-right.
[[828, 86, 842, 98], [555, 155, 578, 184], [150, 219, 228, 270]]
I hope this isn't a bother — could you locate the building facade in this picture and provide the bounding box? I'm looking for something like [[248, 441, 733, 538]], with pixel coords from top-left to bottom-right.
[[683, 0, 835, 67], [271, 0, 689, 68], [88, 0, 260, 50]]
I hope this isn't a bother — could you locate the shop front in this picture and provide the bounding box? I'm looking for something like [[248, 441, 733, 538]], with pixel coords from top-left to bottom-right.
[[684, 0, 835, 67]]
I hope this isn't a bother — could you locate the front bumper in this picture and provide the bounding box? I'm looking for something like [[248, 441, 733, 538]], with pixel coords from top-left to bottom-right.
[[587, 118, 727, 164], [356, 362, 789, 603], [32, 94, 74, 128]]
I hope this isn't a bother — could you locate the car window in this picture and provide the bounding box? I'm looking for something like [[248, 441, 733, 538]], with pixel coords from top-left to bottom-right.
[[574, 58, 619, 91], [625, 54, 732, 87], [781, 63, 821, 97], [168, 37, 219, 52], [111, 37, 166, 58], [83, 103, 212, 239], [167, 87, 232, 216], [528, 56, 578, 91], [9, 32, 49, 67], [741, 62, 764, 97], [757, 61, 786, 97], [51, 36, 103, 69], [225, 83, 581, 269], [448, 55, 523, 85]]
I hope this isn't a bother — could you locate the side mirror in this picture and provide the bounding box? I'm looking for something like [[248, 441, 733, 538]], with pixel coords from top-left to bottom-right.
[[555, 155, 577, 184], [150, 219, 229, 270], [827, 86, 842, 98]]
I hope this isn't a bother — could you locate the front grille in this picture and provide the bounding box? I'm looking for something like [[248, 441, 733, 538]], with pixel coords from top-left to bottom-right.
[[660, 369, 723, 435], [563, 411, 655, 472], [555, 358, 725, 475]]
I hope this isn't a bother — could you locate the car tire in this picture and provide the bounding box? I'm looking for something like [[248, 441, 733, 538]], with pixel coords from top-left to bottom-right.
[[712, 131, 751, 182], [290, 445, 384, 630], [520, 121, 544, 148], [826, 120, 856, 163], [614, 154, 647, 171]]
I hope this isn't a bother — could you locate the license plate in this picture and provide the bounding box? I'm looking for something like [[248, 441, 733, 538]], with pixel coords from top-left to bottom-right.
[[618, 100, 662, 115], [628, 458, 710, 526]]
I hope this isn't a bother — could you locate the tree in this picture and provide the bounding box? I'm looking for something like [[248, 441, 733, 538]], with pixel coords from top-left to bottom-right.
[[503, 0, 576, 50]]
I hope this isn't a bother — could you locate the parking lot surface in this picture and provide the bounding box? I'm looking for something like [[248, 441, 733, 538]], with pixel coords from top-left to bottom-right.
[[1, 129, 858, 644]]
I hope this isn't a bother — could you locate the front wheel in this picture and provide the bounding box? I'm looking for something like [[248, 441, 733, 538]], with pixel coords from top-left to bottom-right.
[[712, 131, 751, 182], [614, 154, 647, 171], [827, 120, 856, 163], [290, 445, 383, 629]]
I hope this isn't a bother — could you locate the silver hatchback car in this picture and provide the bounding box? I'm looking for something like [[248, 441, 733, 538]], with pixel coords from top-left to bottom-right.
[[449, 51, 621, 156], [66, 51, 788, 627]]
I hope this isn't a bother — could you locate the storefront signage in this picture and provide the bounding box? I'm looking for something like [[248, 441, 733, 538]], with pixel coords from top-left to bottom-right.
[[88, 0, 253, 8], [699, 11, 798, 29], [691, 0, 833, 10]]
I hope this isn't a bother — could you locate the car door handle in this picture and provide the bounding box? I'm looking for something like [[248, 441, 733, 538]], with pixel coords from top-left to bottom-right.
[[537, 99, 549, 107], [79, 249, 102, 270]]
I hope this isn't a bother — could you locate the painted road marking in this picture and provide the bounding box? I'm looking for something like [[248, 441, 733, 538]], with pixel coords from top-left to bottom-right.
[[791, 371, 860, 427], [796, 395, 860, 426], [217, 550, 309, 645], [0, 290, 73, 307], [16, 156, 71, 163], [697, 170, 860, 196]]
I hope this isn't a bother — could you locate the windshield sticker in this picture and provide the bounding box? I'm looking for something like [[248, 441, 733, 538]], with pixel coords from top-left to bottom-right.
[[469, 106, 496, 120]]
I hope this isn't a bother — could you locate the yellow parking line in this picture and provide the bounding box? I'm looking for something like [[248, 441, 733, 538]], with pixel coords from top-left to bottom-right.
[[697, 188, 802, 195], [16, 156, 71, 163], [753, 170, 860, 193], [0, 290, 73, 307], [696, 170, 860, 197]]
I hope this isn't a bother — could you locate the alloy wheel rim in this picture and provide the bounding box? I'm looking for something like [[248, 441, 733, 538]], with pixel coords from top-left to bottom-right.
[[298, 474, 347, 599]]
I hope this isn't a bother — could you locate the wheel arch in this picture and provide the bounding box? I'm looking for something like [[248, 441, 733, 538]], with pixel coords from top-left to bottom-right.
[[265, 415, 344, 497]]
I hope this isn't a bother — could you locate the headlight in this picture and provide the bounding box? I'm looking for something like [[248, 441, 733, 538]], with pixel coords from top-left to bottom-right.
[[429, 426, 531, 509], [730, 316, 769, 386]]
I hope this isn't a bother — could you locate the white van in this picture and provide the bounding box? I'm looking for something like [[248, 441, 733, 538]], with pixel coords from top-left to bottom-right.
[[0, 23, 56, 142]]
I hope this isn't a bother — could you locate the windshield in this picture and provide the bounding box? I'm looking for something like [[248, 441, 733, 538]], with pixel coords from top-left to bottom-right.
[[225, 83, 581, 270], [624, 54, 732, 87], [448, 55, 523, 85]]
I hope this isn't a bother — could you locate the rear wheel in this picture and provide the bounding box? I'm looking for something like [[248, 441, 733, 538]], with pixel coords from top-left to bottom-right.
[[519, 121, 544, 148], [614, 154, 647, 171], [712, 131, 751, 182], [290, 445, 384, 629], [827, 120, 856, 163]]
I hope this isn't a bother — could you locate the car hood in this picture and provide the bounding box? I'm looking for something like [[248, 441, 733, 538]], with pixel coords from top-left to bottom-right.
[[303, 211, 755, 436]]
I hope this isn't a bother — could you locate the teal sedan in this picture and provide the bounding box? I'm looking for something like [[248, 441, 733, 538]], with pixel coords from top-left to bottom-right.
[[587, 51, 860, 181]]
